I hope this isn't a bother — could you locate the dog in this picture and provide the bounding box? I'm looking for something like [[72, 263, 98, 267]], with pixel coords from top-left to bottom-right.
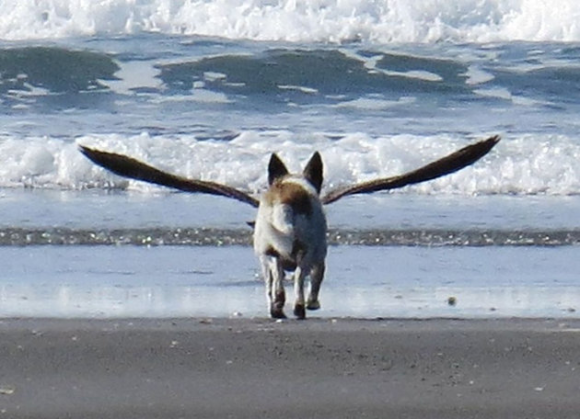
[[79, 135, 499, 319], [253, 152, 327, 319]]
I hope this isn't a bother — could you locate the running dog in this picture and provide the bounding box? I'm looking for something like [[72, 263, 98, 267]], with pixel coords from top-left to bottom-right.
[[80, 135, 499, 319]]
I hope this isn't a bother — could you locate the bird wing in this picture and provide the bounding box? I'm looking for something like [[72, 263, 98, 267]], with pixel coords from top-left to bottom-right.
[[79, 145, 260, 208], [321, 135, 500, 205]]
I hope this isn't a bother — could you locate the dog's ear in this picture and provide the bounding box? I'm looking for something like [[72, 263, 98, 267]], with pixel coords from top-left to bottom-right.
[[303, 151, 323, 193], [268, 153, 289, 185]]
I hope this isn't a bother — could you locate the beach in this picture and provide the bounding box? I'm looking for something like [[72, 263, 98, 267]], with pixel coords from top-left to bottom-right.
[[1, 317, 579, 418], [2, 2, 580, 418]]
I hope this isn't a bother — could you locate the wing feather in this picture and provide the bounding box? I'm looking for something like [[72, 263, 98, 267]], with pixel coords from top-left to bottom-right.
[[79, 145, 260, 208], [321, 135, 500, 205]]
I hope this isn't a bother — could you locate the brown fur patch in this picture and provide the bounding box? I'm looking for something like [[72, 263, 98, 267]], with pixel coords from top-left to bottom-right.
[[265, 181, 312, 215], [265, 246, 280, 258]]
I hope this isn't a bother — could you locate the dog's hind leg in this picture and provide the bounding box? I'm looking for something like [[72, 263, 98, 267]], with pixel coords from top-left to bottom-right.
[[306, 262, 325, 311], [268, 258, 287, 319], [293, 266, 307, 319], [260, 257, 275, 315]]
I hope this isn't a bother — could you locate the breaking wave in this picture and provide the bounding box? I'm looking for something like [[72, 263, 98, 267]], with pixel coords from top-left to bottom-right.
[[0, 131, 579, 196], [2, 0, 580, 43]]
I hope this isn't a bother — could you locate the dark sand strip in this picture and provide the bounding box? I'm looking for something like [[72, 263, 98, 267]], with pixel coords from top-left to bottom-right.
[[1, 318, 579, 419]]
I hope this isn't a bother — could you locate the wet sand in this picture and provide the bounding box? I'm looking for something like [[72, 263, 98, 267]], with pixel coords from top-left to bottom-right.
[[1, 318, 579, 419]]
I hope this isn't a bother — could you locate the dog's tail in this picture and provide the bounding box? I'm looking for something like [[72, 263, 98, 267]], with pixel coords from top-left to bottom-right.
[[271, 204, 295, 236]]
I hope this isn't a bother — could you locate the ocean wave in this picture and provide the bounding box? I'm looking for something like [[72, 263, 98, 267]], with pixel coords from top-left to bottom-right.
[[0, 47, 118, 94], [0, 132, 579, 196], [157, 49, 470, 99], [0, 46, 489, 102], [3, 45, 579, 111], [2, 0, 580, 43]]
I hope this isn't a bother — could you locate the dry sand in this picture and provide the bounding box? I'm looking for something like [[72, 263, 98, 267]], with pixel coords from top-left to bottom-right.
[[0, 317, 579, 419]]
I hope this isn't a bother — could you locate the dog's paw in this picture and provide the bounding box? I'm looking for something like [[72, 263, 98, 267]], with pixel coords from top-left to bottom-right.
[[270, 303, 287, 319], [306, 299, 321, 311], [293, 304, 306, 320]]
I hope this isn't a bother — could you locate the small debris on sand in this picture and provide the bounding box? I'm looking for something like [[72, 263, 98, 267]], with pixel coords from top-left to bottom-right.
[[0, 385, 15, 395]]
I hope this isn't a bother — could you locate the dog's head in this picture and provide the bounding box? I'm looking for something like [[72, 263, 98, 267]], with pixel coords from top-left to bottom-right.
[[267, 152, 323, 194]]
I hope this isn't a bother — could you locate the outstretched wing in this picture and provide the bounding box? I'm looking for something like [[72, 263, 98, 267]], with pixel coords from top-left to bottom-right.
[[321, 135, 500, 205], [79, 145, 260, 208]]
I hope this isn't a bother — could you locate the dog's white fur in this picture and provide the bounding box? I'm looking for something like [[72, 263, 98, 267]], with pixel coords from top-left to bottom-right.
[[254, 158, 327, 319]]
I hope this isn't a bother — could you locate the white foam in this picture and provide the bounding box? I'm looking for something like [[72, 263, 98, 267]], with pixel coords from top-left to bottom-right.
[[465, 65, 495, 86], [278, 85, 318, 94], [101, 61, 162, 95], [474, 87, 514, 101], [2, 0, 580, 43], [1, 131, 579, 197], [334, 96, 416, 110], [190, 88, 233, 103], [381, 69, 443, 82], [474, 87, 554, 107]]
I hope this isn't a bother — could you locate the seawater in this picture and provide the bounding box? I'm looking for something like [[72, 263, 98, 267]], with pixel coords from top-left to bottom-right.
[[1, 0, 579, 318]]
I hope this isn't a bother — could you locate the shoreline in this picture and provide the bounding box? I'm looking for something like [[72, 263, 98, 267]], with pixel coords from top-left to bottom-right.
[[3, 226, 580, 247], [1, 318, 579, 418]]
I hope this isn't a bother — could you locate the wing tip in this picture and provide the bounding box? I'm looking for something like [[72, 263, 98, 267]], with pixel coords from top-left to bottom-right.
[[78, 144, 105, 164], [475, 134, 501, 157], [78, 143, 90, 156], [484, 134, 501, 148]]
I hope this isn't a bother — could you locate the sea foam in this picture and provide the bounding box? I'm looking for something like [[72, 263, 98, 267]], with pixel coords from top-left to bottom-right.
[[2, 0, 580, 43], [0, 132, 579, 196]]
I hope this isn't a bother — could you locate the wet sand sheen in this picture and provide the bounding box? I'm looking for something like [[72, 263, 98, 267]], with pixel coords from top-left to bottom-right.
[[1, 318, 579, 419], [2, 245, 579, 319]]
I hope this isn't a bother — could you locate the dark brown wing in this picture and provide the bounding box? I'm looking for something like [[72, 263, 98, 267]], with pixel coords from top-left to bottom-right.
[[321, 135, 500, 205], [79, 145, 260, 208]]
